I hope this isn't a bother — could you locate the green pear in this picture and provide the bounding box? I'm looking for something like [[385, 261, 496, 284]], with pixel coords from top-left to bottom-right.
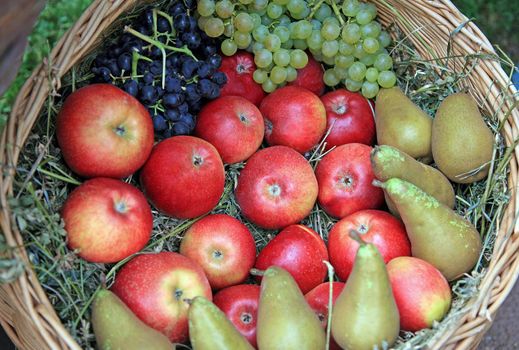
[[380, 178, 482, 281], [189, 296, 254, 350], [257, 266, 325, 350], [376, 87, 433, 163], [371, 145, 455, 216], [432, 93, 494, 183], [332, 232, 400, 350], [91, 289, 172, 350]]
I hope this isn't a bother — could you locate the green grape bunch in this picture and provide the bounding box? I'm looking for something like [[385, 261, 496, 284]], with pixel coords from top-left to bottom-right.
[[196, 0, 398, 98]]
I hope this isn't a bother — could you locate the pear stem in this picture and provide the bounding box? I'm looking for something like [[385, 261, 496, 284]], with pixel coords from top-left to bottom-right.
[[349, 229, 367, 245], [322, 260, 335, 350], [372, 179, 385, 188], [250, 268, 265, 277]]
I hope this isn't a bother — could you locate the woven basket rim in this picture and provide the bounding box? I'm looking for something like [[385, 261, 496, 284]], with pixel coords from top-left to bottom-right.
[[1, 0, 518, 349]]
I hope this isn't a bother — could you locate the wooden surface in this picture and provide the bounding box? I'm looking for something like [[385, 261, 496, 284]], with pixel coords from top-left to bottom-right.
[[0, 0, 45, 95]]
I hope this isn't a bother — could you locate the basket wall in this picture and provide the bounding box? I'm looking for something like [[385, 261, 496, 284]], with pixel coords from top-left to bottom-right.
[[0, 0, 517, 349]]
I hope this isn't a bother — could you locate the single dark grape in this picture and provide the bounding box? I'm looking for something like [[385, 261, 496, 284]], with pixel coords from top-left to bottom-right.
[[165, 109, 181, 121], [187, 16, 198, 31], [153, 114, 167, 131], [157, 17, 171, 32], [107, 60, 121, 76], [140, 85, 157, 104], [173, 122, 190, 135], [150, 61, 163, 75], [124, 80, 139, 96], [165, 77, 182, 93], [169, 2, 185, 16], [143, 72, 154, 84], [178, 102, 189, 113], [207, 54, 222, 68], [95, 67, 112, 82], [118, 53, 132, 72], [174, 14, 190, 32], [163, 93, 185, 108], [211, 71, 227, 86], [202, 45, 218, 58], [148, 46, 162, 59], [185, 84, 201, 102], [167, 55, 181, 68], [207, 86, 220, 99], [182, 32, 201, 50], [197, 63, 214, 79], [181, 59, 199, 79], [143, 10, 154, 28], [179, 112, 195, 129], [197, 79, 213, 97]]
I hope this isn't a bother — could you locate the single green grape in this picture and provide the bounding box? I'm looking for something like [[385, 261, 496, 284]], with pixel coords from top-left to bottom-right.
[[363, 37, 380, 54], [250, 13, 262, 28], [378, 31, 392, 48], [287, 0, 305, 14], [281, 39, 294, 49], [267, 3, 284, 19], [378, 70, 397, 88], [235, 31, 252, 48], [252, 41, 265, 54], [364, 3, 378, 18], [261, 12, 273, 25], [362, 81, 379, 98], [215, 0, 234, 18], [221, 39, 238, 56], [197, 0, 215, 17], [298, 20, 313, 39], [341, 0, 360, 17], [311, 19, 322, 30], [322, 17, 340, 27], [361, 22, 381, 38], [307, 30, 323, 50], [353, 42, 366, 59], [374, 53, 393, 71], [342, 23, 361, 44], [356, 8, 374, 25], [322, 40, 339, 58], [205, 17, 225, 38], [345, 78, 362, 92], [286, 66, 298, 82], [322, 55, 335, 65], [315, 3, 332, 22], [252, 25, 269, 42], [223, 23, 234, 37], [360, 53, 376, 66], [274, 26, 290, 43], [273, 49, 291, 66], [278, 15, 291, 26], [290, 49, 308, 69], [333, 66, 349, 79], [255, 49, 273, 68], [253, 69, 268, 84], [264, 34, 282, 52], [335, 55, 355, 68], [339, 41, 354, 56], [365, 67, 379, 82], [291, 6, 310, 19], [252, 0, 269, 11], [323, 69, 340, 87], [348, 61, 367, 81], [293, 39, 308, 50], [235, 12, 254, 33], [262, 78, 277, 93], [321, 21, 341, 41], [270, 66, 288, 84]]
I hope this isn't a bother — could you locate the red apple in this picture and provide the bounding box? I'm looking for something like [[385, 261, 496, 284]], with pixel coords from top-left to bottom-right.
[[316, 143, 384, 218], [140, 136, 225, 219], [321, 89, 375, 150], [387, 257, 452, 332], [305, 282, 345, 350], [179, 214, 256, 290], [254, 225, 328, 293], [61, 177, 152, 263], [235, 146, 318, 229], [195, 96, 264, 164], [288, 54, 325, 96], [219, 51, 265, 106], [328, 209, 411, 281], [111, 252, 212, 343], [56, 84, 153, 178], [260, 86, 327, 153], [213, 284, 260, 348]]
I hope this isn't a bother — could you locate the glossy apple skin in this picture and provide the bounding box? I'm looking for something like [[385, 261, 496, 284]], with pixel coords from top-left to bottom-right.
[[219, 51, 265, 106], [56, 84, 154, 178], [260, 86, 327, 153], [288, 55, 325, 96], [320, 89, 375, 150], [235, 146, 318, 229], [179, 214, 257, 290], [62, 178, 152, 263], [387, 257, 452, 332], [305, 282, 345, 350], [213, 284, 261, 348], [195, 96, 264, 164], [316, 143, 384, 218], [328, 209, 411, 281], [254, 225, 328, 293], [140, 136, 225, 219], [111, 252, 212, 343]]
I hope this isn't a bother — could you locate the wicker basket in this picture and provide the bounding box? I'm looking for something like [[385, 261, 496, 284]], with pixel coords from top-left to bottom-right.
[[0, 0, 518, 349]]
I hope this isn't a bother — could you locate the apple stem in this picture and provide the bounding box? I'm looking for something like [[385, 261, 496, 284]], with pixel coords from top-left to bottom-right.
[[349, 230, 367, 245], [372, 179, 385, 188], [250, 268, 265, 277]]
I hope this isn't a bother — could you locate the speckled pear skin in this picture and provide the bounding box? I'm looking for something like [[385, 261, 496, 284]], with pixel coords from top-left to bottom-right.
[[371, 145, 455, 217], [91, 289, 172, 350], [382, 178, 482, 281], [332, 241, 399, 350], [432, 93, 494, 184], [375, 87, 433, 163], [257, 266, 326, 350], [188, 297, 254, 350]]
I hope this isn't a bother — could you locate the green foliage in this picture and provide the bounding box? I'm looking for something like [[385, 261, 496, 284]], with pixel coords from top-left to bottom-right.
[[0, 0, 93, 130]]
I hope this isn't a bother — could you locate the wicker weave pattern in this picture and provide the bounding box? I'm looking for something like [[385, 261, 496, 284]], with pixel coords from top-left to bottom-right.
[[0, 0, 517, 349]]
